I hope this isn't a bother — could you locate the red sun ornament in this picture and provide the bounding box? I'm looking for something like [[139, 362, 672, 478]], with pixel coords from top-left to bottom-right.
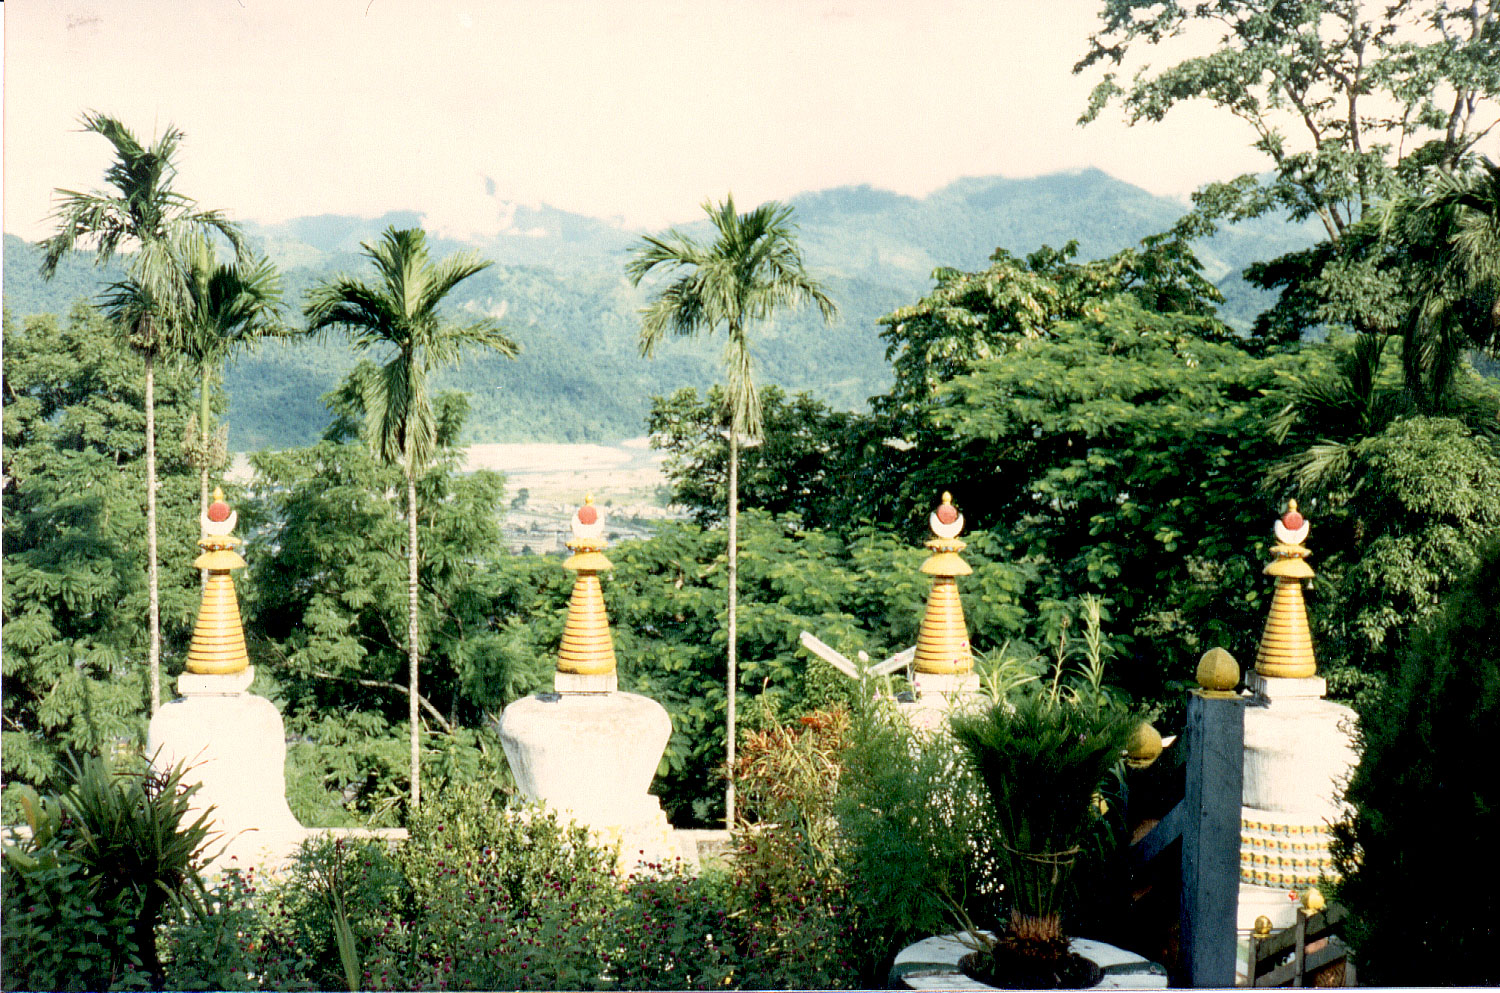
[[577, 505, 598, 525], [1282, 510, 1304, 531], [207, 501, 232, 523], [936, 503, 958, 525]]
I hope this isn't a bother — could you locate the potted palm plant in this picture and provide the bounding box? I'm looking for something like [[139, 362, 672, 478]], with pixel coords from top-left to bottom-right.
[[947, 683, 1140, 988]]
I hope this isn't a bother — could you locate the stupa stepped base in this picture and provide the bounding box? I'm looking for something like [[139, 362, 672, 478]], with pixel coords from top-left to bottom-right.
[[496, 690, 679, 873], [147, 667, 306, 876]]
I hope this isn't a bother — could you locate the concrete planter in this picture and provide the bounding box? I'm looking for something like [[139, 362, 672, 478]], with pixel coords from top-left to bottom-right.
[[891, 932, 1167, 991]]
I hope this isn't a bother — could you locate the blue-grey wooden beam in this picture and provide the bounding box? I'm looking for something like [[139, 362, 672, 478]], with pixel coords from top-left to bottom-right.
[[1179, 689, 1246, 988], [1132, 799, 1185, 865]]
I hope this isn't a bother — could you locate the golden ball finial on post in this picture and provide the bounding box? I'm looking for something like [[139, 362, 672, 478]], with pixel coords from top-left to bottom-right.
[[1125, 721, 1164, 769], [1301, 886, 1326, 915], [1195, 647, 1240, 696], [1252, 915, 1273, 939]]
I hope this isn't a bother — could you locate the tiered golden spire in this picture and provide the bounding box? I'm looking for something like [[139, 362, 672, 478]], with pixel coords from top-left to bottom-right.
[[186, 488, 250, 675], [914, 492, 974, 675], [557, 495, 617, 676], [1255, 500, 1317, 678]]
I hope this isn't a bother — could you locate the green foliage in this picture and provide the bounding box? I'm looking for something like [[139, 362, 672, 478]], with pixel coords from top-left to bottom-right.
[[2, 307, 201, 791], [647, 384, 875, 531], [879, 236, 1223, 425], [1, 754, 217, 990], [1333, 540, 1500, 985], [245, 836, 413, 991], [1078, 0, 1500, 371], [727, 706, 857, 986], [832, 690, 1001, 981], [158, 868, 262, 991], [935, 298, 1284, 698]]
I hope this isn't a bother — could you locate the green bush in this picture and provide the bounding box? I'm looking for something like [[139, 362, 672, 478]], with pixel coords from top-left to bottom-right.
[[398, 785, 619, 990], [251, 835, 413, 991], [728, 706, 858, 988], [1, 753, 215, 991], [1333, 538, 1500, 985], [159, 869, 262, 991], [833, 690, 1002, 985]]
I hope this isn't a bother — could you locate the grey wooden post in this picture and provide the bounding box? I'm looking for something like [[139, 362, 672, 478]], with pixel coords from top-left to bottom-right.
[[1179, 689, 1245, 988]]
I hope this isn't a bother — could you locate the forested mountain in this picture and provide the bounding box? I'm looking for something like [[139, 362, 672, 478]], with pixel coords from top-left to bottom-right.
[[3, 169, 1316, 448]]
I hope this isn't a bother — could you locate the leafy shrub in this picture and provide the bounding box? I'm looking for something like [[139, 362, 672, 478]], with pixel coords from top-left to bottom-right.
[[1, 753, 215, 991], [729, 705, 858, 988], [834, 690, 1002, 985], [246, 835, 412, 991], [603, 868, 739, 990], [397, 784, 619, 990], [158, 869, 262, 991], [1333, 538, 1500, 985]]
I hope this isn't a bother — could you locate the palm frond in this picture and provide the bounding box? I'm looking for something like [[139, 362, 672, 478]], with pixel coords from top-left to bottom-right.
[[628, 195, 836, 439], [307, 226, 514, 474]]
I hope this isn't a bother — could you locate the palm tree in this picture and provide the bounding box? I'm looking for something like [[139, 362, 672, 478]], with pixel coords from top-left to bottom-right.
[[626, 195, 837, 828], [1378, 158, 1500, 410], [305, 226, 518, 812], [40, 112, 246, 715], [177, 234, 285, 541]]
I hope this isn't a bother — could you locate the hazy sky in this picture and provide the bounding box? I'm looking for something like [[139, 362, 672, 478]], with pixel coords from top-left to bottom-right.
[[4, 1, 1271, 243]]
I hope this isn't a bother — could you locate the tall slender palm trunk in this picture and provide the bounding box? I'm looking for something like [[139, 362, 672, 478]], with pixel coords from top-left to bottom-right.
[[407, 447, 421, 813], [199, 374, 212, 591], [145, 349, 161, 715], [725, 427, 738, 829]]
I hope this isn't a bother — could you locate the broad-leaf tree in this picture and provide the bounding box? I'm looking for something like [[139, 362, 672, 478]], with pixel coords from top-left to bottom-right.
[[627, 195, 837, 827], [305, 226, 518, 812], [2, 306, 201, 792], [1075, 0, 1500, 367], [39, 112, 246, 714]]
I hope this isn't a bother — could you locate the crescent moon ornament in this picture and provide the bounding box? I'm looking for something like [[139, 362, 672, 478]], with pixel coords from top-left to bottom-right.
[[571, 494, 606, 541], [202, 488, 238, 537], [930, 491, 964, 539], [1274, 500, 1309, 544]]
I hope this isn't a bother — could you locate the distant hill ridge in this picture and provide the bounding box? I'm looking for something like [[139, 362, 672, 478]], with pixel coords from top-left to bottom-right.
[[3, 170, 1316, 450]]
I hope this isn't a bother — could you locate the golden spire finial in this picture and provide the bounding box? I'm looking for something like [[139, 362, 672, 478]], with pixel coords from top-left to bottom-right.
[[914, 492, 973, 675], [1255, 500, 1317, 678], [186, 489, 250, 674], [558, 496, 616, 677]]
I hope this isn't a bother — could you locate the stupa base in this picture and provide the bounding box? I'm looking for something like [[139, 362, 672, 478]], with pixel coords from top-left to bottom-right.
[[147, 667, 305, 876], [496, 690, 677, 873]]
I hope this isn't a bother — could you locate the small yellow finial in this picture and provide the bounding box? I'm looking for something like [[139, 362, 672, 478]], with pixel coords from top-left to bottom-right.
[[914, 492, 973, 675], [1252, 916, 1273, 939], [558, 497, 616, 676], [584, 493, 594, 505], [1255, 500, 1317, 678], [186, 491, 249, 674], [1195, 647, 1240, 696], [1301, 887, 1326, 915], [1125, 721, 1164, 769]]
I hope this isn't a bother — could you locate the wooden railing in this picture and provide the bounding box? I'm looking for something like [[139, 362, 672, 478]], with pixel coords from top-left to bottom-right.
[[1129, 689, 1246, 987], [1248, 904, 1352, 987]]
